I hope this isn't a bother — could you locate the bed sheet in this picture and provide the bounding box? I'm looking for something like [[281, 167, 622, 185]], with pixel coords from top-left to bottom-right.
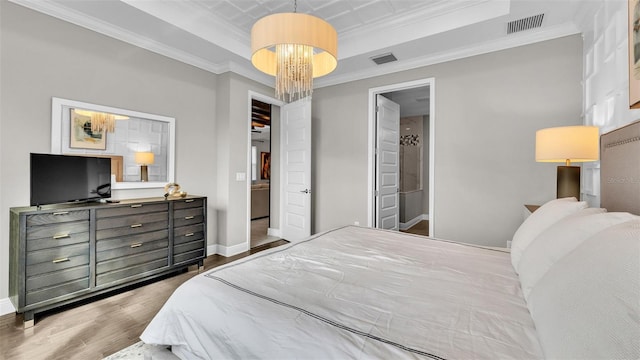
[[141, 226, 543, 359]]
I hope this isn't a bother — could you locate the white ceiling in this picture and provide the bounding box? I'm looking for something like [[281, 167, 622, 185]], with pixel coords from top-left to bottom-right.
[[11, 0, 582, 104]]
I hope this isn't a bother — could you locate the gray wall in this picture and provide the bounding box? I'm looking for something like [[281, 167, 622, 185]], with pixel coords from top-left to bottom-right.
[[312, 35, 583, 246], [214, 73, 273, 250]]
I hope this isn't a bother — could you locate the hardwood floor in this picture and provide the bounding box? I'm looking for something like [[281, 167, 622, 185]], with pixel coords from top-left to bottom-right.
[[400, 220, 429, 237], [250, 217, 281, 248], [0, 240, 288, 360]]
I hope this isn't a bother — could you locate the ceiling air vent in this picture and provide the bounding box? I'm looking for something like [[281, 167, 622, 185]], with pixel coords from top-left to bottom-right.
[[507, 13, 544, 34], [370, 53, 397, 65]]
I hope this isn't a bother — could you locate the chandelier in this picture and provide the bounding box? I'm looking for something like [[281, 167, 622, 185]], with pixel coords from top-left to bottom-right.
[[74, 109, 129, 133], [251, 1, 337, 103]]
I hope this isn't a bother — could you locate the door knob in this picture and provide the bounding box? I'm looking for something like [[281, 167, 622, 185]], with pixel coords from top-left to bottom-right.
[[300, 189, 311, 194]]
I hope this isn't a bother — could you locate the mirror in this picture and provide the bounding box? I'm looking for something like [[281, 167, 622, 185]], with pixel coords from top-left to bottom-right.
[[51, 97, 175, 189]]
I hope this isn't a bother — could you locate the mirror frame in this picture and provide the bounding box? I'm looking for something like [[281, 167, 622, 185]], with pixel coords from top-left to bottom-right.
[[51, 97, 175, 190]]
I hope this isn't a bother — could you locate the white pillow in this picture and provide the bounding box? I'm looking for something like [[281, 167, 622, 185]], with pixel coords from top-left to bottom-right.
[[527, 219, 640, 359], [518, 209, 637, 300], [511, 197, 587, 271]]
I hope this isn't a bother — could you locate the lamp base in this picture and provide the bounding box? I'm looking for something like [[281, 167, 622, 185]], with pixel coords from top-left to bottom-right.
[[140, 165, 148, 182], [557, 165, 580, 199]]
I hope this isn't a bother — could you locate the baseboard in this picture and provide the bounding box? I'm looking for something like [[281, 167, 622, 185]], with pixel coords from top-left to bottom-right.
[[0, 297, 15, 316], [209, 242, 249, 257], [267, 227, 281, 237], [399, 213, 429, 231]]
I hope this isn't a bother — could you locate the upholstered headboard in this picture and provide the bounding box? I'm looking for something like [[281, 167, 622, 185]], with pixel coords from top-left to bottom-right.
[[600, 120, 640, 215]]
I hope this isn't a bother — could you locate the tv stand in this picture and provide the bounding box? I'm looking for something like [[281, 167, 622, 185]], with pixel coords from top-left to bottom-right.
[[9, 195, 207, 328]]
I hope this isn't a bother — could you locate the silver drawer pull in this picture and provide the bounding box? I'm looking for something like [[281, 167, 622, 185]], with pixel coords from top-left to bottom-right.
[[130, 223, 143, 228], [131, 204, 143, 208], [130, 243, 143, 248], [185, 216, 195, 220], [53, 233, 70, 240], [185, 232, 195, 237], [52, 258, 70, 264], [52, 211, 69, 216], [185, 199, 195, 203]]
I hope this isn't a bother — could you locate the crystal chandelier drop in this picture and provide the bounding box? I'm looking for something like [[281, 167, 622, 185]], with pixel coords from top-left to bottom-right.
[[275, 43, 313, 102], [251, 1, 337, 102]]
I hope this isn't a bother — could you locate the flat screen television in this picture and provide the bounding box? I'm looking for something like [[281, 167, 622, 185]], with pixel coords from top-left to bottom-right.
[[30, 153, 112, 206]]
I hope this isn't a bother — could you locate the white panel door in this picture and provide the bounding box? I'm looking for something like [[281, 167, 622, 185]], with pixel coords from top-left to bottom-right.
[[376, 95, 400, 230], [281, 99, 312, 241]]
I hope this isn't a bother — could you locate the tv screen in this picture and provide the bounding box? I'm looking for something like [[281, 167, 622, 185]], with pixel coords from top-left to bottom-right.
[[30, 153, 111, 206]]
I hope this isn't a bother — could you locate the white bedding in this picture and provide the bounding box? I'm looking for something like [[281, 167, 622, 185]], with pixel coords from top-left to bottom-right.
[[141, 226, 543, 359]]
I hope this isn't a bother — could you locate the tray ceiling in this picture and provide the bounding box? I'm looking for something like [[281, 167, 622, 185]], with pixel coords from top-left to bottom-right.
[[9, 0, 582, 89]]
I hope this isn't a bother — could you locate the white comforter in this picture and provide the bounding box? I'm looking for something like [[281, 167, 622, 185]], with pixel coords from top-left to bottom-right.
[[141, 226, 543, 359]]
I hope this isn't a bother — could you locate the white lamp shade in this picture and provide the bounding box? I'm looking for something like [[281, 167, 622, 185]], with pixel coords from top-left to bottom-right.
[[251, 12, 338, 78], [535, 126, 599, 163], [135, 152, 155, 165]]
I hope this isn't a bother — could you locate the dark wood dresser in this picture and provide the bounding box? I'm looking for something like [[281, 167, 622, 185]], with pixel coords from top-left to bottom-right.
[[9, 196, 207, 328]]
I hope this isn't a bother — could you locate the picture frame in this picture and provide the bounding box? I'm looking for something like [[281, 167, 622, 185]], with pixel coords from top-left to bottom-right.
[[69, 109, 107, 149], [629, 0, 640, 109], [260, 152, 271, 180]]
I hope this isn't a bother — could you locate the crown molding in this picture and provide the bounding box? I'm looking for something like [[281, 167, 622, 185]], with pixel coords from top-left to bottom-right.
[[9, 0, 228, 74], [119, 0, 251, 59]]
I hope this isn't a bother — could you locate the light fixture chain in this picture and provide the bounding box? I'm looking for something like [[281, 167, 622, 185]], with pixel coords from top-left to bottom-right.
[[294, 0, 297, 13]]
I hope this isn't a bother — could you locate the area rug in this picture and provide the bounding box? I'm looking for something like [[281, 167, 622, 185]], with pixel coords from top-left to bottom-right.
[[103, 341, 178, 360]]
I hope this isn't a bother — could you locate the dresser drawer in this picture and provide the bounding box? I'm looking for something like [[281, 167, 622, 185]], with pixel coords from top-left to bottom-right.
[[173, 198, 204, 210], [26, 242, 89, 266], [26, 266, 89, 292], [174, 248, 205, 265], [96, 211, 168, 231], [97, 229, 168, 252], [96, 258, 168, 286], [97, 220, 168, 240], [26, 221, 89, 241], [26, 210, 89, 226], [174, 224, 205, 245], [97, 238, 169, 262], [27, 231, 90, 252], [174, 207, 204, 227], [26, 250, 90, 277], [96, 248, 169, 275], [96, 202, 168, 218], [174, 239, 205, 257], [26, 278, 89, 306]]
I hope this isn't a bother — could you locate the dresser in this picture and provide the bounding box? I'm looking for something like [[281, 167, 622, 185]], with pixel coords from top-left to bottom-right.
[[9, 196, 206, 328]]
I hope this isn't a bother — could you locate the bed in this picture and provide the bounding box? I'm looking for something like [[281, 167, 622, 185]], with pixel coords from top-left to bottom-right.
[[141, 121, 640, 359]]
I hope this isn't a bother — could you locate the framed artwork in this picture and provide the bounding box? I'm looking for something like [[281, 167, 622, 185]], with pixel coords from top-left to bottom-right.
[[261, 152, 271, 180], [70, 109, 107, 149], [629, 0, 640, 109]]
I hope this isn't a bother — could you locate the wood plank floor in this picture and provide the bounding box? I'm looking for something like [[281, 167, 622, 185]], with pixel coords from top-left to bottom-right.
[[400, 220, 429, 237], [250, 217, 281, 248], [0, 240, 288, 360]]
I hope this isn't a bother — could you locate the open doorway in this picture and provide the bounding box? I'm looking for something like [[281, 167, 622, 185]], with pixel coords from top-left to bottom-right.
[[246, 93, 314, 249], [368, 78, 435, 237], [249, 96, 281, 248]]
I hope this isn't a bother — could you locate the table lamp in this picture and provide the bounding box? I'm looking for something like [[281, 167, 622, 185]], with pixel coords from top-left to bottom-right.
[[135, 152, 154, 182], [535, 125, 599, 199]]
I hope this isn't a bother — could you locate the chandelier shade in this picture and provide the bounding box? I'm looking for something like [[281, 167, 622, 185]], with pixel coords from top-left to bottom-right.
[[251, 12, 337, 102]]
